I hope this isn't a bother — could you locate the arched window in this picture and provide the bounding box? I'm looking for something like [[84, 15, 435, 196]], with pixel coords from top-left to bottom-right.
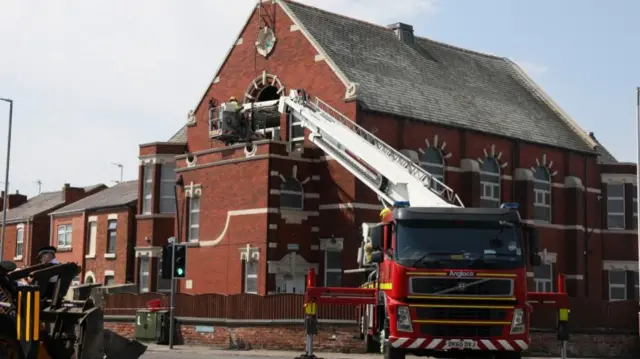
[[280, 178, 304, 210], [533, 166, 552, 223], [480, 157, 501, 208], [420, 147, 445, 191]]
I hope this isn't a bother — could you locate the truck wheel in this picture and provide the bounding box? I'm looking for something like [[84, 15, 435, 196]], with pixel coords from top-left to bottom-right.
[[382, 318, 405, 359], [364, 332, 378, 353]]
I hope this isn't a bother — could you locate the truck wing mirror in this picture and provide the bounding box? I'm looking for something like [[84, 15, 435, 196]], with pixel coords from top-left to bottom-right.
[[370, 224, 384, 250], [525, 225, 541, 266], [370, 251, 383, 264]]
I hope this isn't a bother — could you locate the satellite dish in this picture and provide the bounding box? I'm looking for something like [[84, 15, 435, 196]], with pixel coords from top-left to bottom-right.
[[255, 27, 277, 57]]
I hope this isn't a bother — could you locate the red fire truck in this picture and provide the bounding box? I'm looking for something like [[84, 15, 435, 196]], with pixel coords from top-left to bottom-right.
[[355, 202, 544, 359], [215, 89, 570, 359]]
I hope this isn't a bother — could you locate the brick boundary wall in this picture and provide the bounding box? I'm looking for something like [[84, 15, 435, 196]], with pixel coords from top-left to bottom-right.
[[105, 316, 640, 357]]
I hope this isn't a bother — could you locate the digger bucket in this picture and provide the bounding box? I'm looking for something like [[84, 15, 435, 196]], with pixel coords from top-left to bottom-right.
[[103, 329, 147, 359]]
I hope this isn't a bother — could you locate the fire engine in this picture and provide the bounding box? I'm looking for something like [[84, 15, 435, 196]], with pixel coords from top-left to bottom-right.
[[213, 89, 570, 359]]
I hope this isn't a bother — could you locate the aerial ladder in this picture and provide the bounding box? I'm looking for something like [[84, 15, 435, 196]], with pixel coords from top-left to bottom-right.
[[275, 90, 572, 359]]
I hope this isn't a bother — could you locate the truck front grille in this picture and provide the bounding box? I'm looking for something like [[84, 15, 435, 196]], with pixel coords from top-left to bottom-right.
[[415, 307, 508, 321], [419, 324, 504, 338], [410, 277, 513, 296]]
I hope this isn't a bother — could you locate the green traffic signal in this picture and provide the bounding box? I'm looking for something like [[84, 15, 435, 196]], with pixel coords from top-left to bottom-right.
[[176, 268, 184, 276]]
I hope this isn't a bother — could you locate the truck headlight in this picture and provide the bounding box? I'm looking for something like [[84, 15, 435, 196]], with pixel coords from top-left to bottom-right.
[[396, 306, 412, 332], [510, 309, 525, 334]]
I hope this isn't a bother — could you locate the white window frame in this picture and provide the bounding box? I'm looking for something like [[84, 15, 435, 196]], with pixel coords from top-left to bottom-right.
[[86, 221, 97, 256], [608, 270, 627, 301], [188, 196, 200, 242], [159, 164, 176, 214], [244, 259, 258, 294], [15, 227, 24, 257], [533, 262, 553, 292], [607, 183, 625, 230], [57, 224, 72, 248], [324, 250, 342, 287], [280, 178, 304, 210], [157, 256, 171, 293], [533, 167, 552, 223], [142, 164, 153, 214], [139, 256, 150, 293], [104, 275, 116, 286], [106, 220, 117, 254], [480, 157, 501, 207]]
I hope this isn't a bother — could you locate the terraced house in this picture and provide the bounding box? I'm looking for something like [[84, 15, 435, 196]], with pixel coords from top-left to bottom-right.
[[50, 180, 138, 285], [1, 183, 106, 265], [132, 0, 636, 322]]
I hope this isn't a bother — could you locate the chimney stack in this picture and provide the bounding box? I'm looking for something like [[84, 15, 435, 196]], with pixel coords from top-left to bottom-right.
[[388, 22, 414, 45]]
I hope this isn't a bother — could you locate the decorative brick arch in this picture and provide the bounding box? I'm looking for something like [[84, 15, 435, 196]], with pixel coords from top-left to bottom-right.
[[244, 70, 285, 103], [418, 134, 452, 160], [477, 144, 508, 169], [530, 153, 558, 177]]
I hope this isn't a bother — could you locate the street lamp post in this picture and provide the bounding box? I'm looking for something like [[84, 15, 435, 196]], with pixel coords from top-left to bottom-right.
[[636, 87, 640, 301], [0, 98, 13, 261]]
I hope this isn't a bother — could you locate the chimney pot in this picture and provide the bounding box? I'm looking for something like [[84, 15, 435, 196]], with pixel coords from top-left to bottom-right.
[[15, 190, 18, 195], [387, 22, 414, 44]]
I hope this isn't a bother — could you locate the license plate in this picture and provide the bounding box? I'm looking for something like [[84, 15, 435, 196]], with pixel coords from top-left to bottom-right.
[[443, 339, 479, 350]]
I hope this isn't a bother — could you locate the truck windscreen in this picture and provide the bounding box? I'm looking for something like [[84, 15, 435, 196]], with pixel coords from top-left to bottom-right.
[[395, 219, 525, 270]]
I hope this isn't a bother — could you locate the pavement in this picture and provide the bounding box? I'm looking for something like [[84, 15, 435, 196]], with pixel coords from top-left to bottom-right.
[[141, 344, 584, 359], [142, 344, 376, 359]]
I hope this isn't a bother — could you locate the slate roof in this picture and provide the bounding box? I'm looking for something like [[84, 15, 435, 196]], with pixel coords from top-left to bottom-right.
[[282, 1, 597, 154], [50, 180, 138, 216], [4, 184, 105, 223], [589, 132, 618, 164], [168, 126, 187, 143]]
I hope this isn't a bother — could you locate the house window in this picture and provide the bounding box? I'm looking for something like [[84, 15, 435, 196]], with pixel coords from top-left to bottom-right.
[[142, 164, 153, 214], [533, 262, 553, 292], [57, 224, 72, 248], [106, 220, 117, 254], [159, 164, 176, 214], [633, 185, 637, 230], [104, 275, 115, 286], [15, 227, 23, 257], [289, 113, 304, 150], [139, 256, 150, 293], [480, 157, 501, 208], [608, 270, 627, 301], [532, 167, 552, 223], [280, 178, 303, 210], [157, 256, 171, 292], [244, 260, 258, 294], [324, 251, 342, 287], [188, 196, 200, 242], [606, 183, 625, 229], [86, 222, 97, 256], [420, 147, 445, 192]]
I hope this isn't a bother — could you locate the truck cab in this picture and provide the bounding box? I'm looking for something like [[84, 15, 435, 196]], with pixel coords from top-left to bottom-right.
[[359, 202, 541, 359]]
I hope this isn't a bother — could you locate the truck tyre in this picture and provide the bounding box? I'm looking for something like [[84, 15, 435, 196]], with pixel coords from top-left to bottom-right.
[[361, 310, 378, 353], [382, 317, 405, 359]]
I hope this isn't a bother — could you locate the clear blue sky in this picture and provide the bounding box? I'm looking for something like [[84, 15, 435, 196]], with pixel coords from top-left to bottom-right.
[[0, 0, 637, 197], [417, 0, 638, 162]]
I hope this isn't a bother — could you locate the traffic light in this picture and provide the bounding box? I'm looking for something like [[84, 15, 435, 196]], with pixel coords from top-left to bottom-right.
[[173, 244, 187, 278], [160, 243, 188, 279], [161, 244, 172, 280]]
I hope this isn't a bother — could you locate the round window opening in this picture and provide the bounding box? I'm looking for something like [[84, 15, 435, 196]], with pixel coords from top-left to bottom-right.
[[258, 86, 280, 102]]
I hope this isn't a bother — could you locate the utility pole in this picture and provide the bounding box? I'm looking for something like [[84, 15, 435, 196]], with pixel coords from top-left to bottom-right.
[[111, 162, 123, 184], [34, 180, 42, 194], [636, 87, 640, 301], [0, 98, 13, 261]]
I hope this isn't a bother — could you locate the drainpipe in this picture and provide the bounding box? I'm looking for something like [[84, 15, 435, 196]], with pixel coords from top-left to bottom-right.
[[512, 140, 519, 201], [583, 156, 589, 297], [26, 218, 32, 266]]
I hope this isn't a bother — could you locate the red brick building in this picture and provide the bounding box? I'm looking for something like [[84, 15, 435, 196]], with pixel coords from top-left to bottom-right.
[[1, 183, 106, 266], [49, 180, 138, 286], [133, 0, 636, 305]]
